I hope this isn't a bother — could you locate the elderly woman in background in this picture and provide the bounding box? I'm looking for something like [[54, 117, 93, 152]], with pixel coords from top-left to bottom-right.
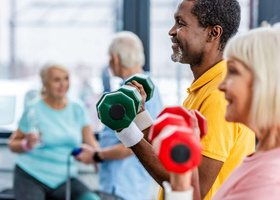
[[164, 24, 280, 200], [9, 63, 100, 200]]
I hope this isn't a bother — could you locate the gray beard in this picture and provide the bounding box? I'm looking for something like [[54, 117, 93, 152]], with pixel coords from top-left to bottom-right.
[[171, 46, 183, 62]]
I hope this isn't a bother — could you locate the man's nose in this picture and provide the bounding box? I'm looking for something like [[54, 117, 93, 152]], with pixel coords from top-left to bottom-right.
[[168, 24, 176, 36]]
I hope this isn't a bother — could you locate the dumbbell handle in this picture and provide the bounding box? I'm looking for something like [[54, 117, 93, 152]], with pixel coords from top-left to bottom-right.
[[125, 73, 155, 101]]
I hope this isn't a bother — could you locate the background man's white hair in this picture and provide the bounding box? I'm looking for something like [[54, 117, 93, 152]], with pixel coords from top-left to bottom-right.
[[108, 31, 145, 69]]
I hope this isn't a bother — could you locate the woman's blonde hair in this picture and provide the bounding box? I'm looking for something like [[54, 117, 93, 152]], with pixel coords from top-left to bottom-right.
[[39, 63, 69, 96], [224, 24, 280, 130]]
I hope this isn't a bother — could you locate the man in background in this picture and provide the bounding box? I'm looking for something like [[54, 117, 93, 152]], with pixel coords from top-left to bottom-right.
[[77, 31, 163, 200]]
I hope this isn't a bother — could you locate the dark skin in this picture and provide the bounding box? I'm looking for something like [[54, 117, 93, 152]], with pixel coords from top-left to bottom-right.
[[128, 1, 225, 199], [129, 80, 201, 200], [168, 1, 224, 197], [169, 1, 223, 80]]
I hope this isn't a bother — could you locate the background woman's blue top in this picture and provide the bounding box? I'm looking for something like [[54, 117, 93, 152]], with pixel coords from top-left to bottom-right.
[[16, 98, 90, 189]]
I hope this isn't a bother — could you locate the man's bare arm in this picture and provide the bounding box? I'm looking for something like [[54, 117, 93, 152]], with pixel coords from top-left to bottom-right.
[[198, 156, 224, 199]]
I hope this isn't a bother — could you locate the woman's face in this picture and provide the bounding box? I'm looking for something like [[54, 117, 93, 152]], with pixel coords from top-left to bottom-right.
[[44, 67, 69, 99], [218, 58, 253, 126]]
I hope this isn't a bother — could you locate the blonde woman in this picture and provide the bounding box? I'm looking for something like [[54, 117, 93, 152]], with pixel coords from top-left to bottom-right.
[[165, 24, 280, 200], [9, 63, 100, 200]]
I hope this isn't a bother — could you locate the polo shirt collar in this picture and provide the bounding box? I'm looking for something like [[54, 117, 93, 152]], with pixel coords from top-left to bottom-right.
[[187, 60, 226, 93]]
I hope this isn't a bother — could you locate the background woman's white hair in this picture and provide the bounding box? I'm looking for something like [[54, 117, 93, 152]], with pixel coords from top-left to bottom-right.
[[108, 31, 145, 69], [224, 24, 280, 130]]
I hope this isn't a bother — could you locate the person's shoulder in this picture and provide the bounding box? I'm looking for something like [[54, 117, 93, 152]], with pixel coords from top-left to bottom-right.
[[240, 155, 280, 184], [25, 98, 42, 110]]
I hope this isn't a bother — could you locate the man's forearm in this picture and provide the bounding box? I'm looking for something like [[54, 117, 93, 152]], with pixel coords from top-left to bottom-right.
[[115, 117, 169, 185], [131, 138, 170, 186]]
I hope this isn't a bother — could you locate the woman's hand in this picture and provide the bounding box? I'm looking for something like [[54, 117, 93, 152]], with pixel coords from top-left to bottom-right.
[[164, 170, 198, 200], [75, 144, 99, 171], [170, 170, 193, 191], [25, 133, 40, 150]]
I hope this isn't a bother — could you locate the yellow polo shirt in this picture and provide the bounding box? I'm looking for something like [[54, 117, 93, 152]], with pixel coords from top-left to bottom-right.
[[157, 60, 255, 200]]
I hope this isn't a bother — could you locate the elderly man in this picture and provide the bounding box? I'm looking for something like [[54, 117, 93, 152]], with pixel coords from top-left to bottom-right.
[[76, 31, 163, 200]]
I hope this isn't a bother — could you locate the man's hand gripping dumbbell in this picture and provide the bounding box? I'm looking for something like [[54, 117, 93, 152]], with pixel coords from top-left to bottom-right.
[[96, 73, 156, 147], [149, 107, 207, 200], [76, 72, 207, 200], [73, 73, 156, 166]]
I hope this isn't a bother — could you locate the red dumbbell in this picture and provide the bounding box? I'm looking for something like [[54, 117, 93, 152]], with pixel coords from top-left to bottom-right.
[[153, 126, 202, 173], [157, 106, 207, 139], [149, 113, 188, 143], [193, 110, 207, 139], [157, 106, 193, 127]]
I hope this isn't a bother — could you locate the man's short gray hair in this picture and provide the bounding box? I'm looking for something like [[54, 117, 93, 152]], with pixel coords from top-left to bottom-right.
[[108, 31, 145, 69]]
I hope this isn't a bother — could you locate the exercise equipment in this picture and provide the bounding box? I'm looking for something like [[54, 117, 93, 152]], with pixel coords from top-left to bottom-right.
[[71, 147, 82, 156], [96, 91, 137, 130], [193, 110, 207, 139], [149, 106, 206, 173], [157, 107, 193, 128], [154, 126, 202, 173], [96, 73, 155, 130], [149, 113, 188, 143], [156, 106, 207, 139], [124, 73, 155, 101], [118, 85, 142, 112]]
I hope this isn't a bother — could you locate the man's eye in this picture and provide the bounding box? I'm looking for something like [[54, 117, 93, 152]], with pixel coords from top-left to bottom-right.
[[177, 21, 183, 26], [228, 69, 237, 74], [176, 19, 183, 27]]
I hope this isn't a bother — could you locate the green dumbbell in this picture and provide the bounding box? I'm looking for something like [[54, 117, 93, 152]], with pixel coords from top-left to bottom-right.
[[96, 86, 142, 117], [118, 85, 143, 112], [97, 86, 142, 130], [96, 74, 155, 130], [125, 73, 155, 101], [96, 92, 110, 117]]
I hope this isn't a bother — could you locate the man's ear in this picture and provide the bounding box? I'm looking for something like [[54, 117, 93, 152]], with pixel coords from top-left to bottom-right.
[[207, 25, 223, 43], [111, 53, 120, 68]]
